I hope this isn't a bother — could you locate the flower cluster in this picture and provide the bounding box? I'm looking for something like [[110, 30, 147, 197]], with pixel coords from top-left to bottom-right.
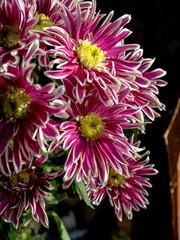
[[0, 0, 166, 230]]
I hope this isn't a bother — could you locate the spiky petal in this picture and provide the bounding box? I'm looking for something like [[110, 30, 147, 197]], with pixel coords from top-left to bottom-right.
[[0, 151, 63, 229], [87, 137, 158, 221]]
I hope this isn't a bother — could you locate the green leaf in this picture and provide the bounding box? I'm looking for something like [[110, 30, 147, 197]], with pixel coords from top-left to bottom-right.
[[49, 150, 67, 160], [48, 211, 70, 240], [74, 180, 94, 209], [124, 128, 140, 138], [39, 159, 64, 173], [0, 219, 19, 240], [20, 216, 47, 240], [7, 224, 19, 240]]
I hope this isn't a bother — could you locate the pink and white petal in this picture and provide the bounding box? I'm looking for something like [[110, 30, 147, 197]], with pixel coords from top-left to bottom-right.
[[24, 39, 39, 63], [45, 69, 74, 79], [143, 68, 167, 80], [36, 200, 49, 228], [0, 193, 13, 215], [0, 123, 13, 156], [33, 155, 47, 167]]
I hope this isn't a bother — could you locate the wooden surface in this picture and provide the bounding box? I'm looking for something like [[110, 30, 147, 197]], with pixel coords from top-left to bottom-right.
[[178, 156, 180, 240], [164, 97, 180, 240]]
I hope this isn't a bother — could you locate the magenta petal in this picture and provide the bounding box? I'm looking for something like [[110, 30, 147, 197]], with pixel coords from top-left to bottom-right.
[[62, 176, 75, 189], [106, 44, 139, 56], [43, 123, 58, 138], [60, 121, 77, 130], [119, 14, 131, 27], [143, 68, 166, 79], [0, 193, 12, 215], [63, 134, 77, 150], [45, 69, 74, 79], [96, 151, 108, 183], [89, 147, 97, 176], [38, 54, 49, 67], [36, 178, 54, 190], [5, 193, 16, 222], [11, 207, 20, 229], [142, 106, 155, 121], [0, 148, 11, 176], [24, 39, 39, 63], [118, 87, 130, 102], [73, 138, 83, 163], [29, 111, 48, 127], [154, 79, 167, 87], [43, 37, 62, 47], [26, 17, 38, 30], [76, 83, 86, 103], [64, 161, 78, 180], [33, 155, 47, 167], [0, 123, 13, 156], [64, 149, 74, 170], [36, 200, 49, 228], [135, 76, 150, 87], [44, 170, 64, 179]]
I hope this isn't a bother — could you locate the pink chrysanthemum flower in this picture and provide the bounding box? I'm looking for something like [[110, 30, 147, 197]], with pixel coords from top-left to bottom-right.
[[0, 150, 63, 229], [44, 0, 140, 105], [28, 0, 92, 68], [30, 0, 62, 31], [123, 49, 167, 120], [0, 41, 66, 173], [0, 0, 38, 65], [87, 138, 158, 221], [57, 79, 144, 188], [31, 0, 92, 31]]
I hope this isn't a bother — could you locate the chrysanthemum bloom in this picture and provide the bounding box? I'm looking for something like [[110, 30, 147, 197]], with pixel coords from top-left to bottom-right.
[[123, 49, 167, 120], [0, 0, 39, 65], [27, 0, 92, 69], [58, 80, 144, 188], [31, 0, 92, 31], [0, 41, 67, 173], [87, 138, 158, 221], [32, 0, 59, 30], [44, 0, 140, 105], [0, 151, 63, 229]]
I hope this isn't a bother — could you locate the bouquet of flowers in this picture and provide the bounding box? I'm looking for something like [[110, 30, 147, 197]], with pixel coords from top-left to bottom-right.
[[0, 0, 167, 238]]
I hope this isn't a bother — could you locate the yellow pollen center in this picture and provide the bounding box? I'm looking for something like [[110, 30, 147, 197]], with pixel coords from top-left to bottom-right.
[[33, 13, 54, 31], [0, 25, 22, 48], [79, 112, 104, 141], [107, 167, 125, 188], [1, 87, 30, 120], [9, 171, 30, 187], [76, 40, 105, 69]]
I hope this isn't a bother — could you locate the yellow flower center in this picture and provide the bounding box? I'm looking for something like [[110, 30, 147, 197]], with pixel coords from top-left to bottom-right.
[[107, 167, 125, 188], [76, 40, 105, 69], [9, 171, 30, 187], [0, 25, 22, 48], [78, 112, 104, 141], [1, 87, 30, 120], [33, 13, 53, 31]]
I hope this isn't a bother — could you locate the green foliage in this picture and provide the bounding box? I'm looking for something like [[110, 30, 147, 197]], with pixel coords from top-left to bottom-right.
[[0, 220, 18, 240], [124, 128, 140, 138], [48, 211, 70, 240], [74, 180, 94, 209]]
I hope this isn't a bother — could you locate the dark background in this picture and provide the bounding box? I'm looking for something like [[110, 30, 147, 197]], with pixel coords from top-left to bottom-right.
[[82, 0, 179, 239], [97, 0, 180, 125]]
